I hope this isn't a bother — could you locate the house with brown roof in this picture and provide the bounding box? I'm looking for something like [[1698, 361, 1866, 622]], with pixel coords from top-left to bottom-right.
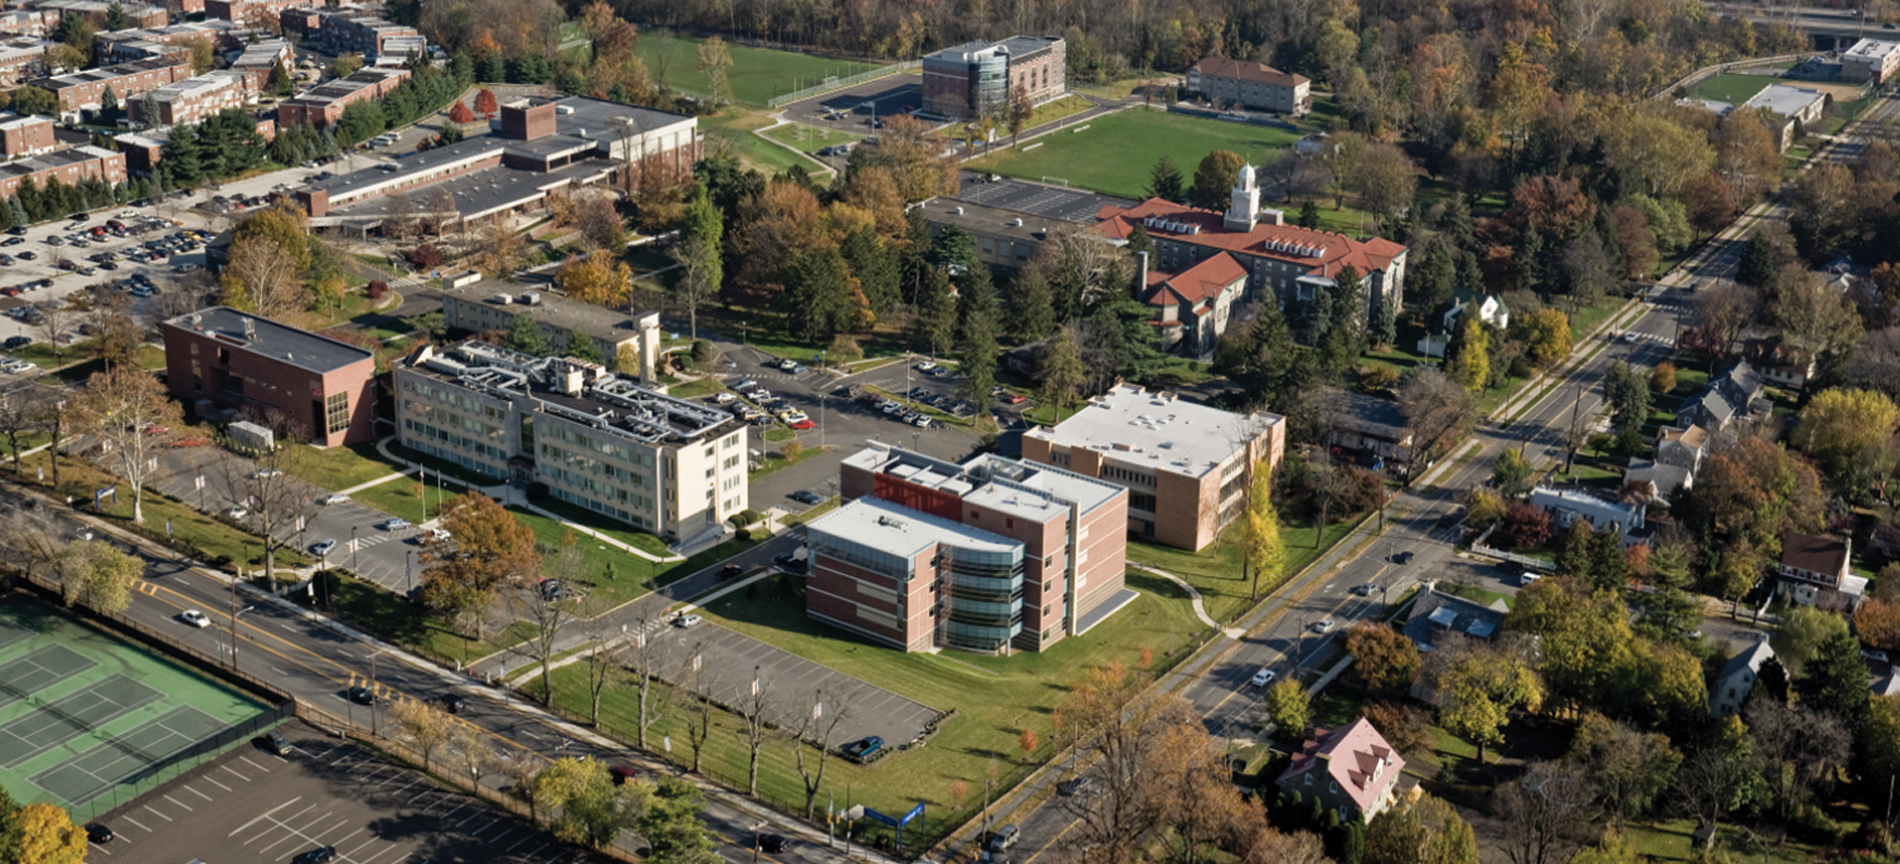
[[1778, 532, 1866, 606], [1656, 425, 1708, 473], [1096, 166, 1407, 334], [1140, 250, 1247, 357], [1186, 57, 1311, 116], [1275, 717, 1407, 820]]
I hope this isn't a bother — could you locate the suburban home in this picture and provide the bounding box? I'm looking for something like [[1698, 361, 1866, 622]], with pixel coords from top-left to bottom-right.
[[1328, 391, 1414, 473], [1710, 637, 1773, 718], [1275, 717, 1408, 820], [1140, 250, 1248, 357], [1778, 532, 1866, 606], [1531, 484, 1646, 540], [1402, 583, 1506, 651], [1624, 458, 1692, 505], [1420, 290, 1508, 357], [1741, 338, 1816, 391], [1655, 424, 1708, 474], [1678, 360, 1766, 433]]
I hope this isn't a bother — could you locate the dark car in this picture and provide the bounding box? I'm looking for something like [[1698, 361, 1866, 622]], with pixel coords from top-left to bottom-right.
[[4, 227, 24, 236], [1056, 776, 1095, 797], [15, 251, 33, 260], [757, 834, 787, 853], [67, 212, 87, 222], [347, 685, 376, 705], [790, 490, 822, 505], [261, 730, 292, 755], [842, 735, 884, 761], [1393, 551, 1414, 565], [441, 694, 465, 714], [609, 764, 638, 785], [774, 554, 808, 574], [84, 823, 112, 844], [293, 846, 337, 864], [3, 337, 31, 350], [718, 564, 743, 581]]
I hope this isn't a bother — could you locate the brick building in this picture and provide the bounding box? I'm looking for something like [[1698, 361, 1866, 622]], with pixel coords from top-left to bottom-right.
[[114, 130, 164, 173], [32, 0, 168, 28], [1186, 57, 1312, 116], [287, 7, 419, 61], [201, 0, 314, 29], [0, 37, 47, 86], [133, 69, 253, 125], [1843, 38, 1900, 84], [921, 35, 1065, 120], [1021, 383, 1285, 551], [227, 37, 290, 90], [97, 22, 222, 63], [0, 144, 125, 196], [0, 10, 44, 37], [36, 55, 191, 112], [1095, 165, 1408, 333], [809, 443, 1132, 653], [274, 65, 406, 128], [160, 307, 378, 448], [0, 112, 56, 158]]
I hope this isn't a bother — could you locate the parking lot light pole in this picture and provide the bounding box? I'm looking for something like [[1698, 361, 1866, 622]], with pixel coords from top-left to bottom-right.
[[351, 525, 358, 572]]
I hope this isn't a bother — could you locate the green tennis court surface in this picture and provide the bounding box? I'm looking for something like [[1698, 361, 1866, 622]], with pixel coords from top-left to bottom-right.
[[0, 595, 271, 813]]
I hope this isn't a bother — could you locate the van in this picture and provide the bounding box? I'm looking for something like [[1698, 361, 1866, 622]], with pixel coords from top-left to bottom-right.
[[986, 825, 1020, 853]]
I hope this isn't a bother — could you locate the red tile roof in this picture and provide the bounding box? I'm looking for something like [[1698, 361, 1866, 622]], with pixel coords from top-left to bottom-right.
[[1276, 717, 1404, 814], [1098, 197, 1406, 282], [1189, 57, 1311, 88]]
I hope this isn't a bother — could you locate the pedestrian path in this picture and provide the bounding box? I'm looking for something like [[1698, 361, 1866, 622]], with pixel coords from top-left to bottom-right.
[[338, 468, 417, 495], [1129, 563, 1245, 639]]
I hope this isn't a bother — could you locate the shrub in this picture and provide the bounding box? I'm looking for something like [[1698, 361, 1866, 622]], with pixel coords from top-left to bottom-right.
[[367, 280, 390, 299], [827, 334, 864, 363], [688, 338, 720, 370], [407, 243, 443, 268], [1361, 365, 1400, 391]]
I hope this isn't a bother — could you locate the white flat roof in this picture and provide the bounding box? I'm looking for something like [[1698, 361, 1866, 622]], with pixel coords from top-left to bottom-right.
[[1023, 383, 1281, 479], [807, 497, 1019, 558], [1742, 84, 1825, 118], [1845, 38, 1900, 62]]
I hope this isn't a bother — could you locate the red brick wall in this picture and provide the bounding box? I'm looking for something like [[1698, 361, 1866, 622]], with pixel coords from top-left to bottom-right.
[[807, 549, 937, 651], [0, 149, 125, 197], [160, 321, 376, 447], [872, 473, 964, 521], [0, 117, 53, 157]]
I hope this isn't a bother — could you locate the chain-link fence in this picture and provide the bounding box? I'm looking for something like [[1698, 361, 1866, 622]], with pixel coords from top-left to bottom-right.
[[766, 62, 919, 108]]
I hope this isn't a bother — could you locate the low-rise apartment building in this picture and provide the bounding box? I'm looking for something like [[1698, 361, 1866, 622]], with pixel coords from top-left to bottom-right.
[[97, 22, 222, 63], [227, 37, 290, 90], [132, 69, 252, 125], [36, 55, 191, 112], [159, 307, 378, 447], [289, 7, 418, 60], [1185, 57, 1312, 115], [0, 144, 125, 196], [0, 11, 44, 37], [438, 279, 662, 383], [32, 0, 167, 29], [0, 112, 55, 158], [810, 443, 1131, 653], [921, 35, 1065, 120], [1843, 38, 1900, 83], [275, 66, 407, 128], [1021, 383, 1285, 551], [395, 341, 748, 543], [1530, 484, 1645, 539], [0, 37, 46, 85], [202, 0, 314, 29]]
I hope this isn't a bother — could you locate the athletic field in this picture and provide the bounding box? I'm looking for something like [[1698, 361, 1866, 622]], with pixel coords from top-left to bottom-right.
[[0, 595, 272, 819], [632, 34, 888, 106], [967, 109, 1305, 201]]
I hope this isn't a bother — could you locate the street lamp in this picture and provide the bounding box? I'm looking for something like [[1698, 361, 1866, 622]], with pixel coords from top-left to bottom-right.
[[406, 549, 414, 595], [844, 804, 864, 860], [351, 524, 358, 572], [750, 820, 767, 863]]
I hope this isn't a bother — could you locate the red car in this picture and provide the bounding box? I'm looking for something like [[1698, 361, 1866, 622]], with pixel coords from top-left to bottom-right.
[[1001, 392, 1027, 405], [789, 418, 815, 430]]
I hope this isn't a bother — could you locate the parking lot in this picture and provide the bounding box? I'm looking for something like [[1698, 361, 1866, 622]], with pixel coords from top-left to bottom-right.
[[775, 74, 923, 129], [98, 720, 603, 864]]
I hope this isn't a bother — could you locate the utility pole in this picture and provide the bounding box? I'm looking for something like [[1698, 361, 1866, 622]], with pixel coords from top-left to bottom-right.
[[370, 650, 381, 737], [228, 562, 239, 669]]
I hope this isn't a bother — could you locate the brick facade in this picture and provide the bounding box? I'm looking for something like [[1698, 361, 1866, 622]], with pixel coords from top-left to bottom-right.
[[276, 66, 407, 128], [921, 36, 1065, 120], [38, 55, 192, 111], [202, 0, 314, 29], [133, 70, 253, 125], [160, 308, 378, 448], [0, 145, 126, 197], [1186, 57, 1312, 115], [0, 112, 56, 157]]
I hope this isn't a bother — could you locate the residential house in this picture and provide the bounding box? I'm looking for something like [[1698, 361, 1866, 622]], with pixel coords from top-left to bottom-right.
[[1421, 289, 1508, 357], [1184, 57, 1312, 115], [1328, 391, 1414, 473], [1402, 582, 1506, 651], [1678, 360, 1765, 433], [1778, 532, 1867, 606], [1623, 458, 1692, 505], [1530, 484, 1646, 539], [1655, 424, 1708, 474], [1139, 250, 1248, 357], [1710, 638, 1773, 718], [1741, 338, 1815, 391], [1274, 718, 1408, 820]]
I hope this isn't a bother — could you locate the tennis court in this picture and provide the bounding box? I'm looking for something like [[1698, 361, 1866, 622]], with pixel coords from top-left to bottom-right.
[[0, 595, 276, 818]]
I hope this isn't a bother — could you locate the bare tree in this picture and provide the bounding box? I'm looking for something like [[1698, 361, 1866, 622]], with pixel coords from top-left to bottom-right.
[[785, 687, 851, 819], [682, 643, 714, 773], [422, 186, 458, 238], [1745, 699, 1851, 820], [495, 750, 550, 823], [1692, 281, 1758, 364], [449, 722, 493, 786], [214, 408, 318, 590], [222, 237, 308, 320], [71, 364, 184, 524], [614, 113, 651, 196], [1303, 456, 1349, 547], [619, 598, 673, 749], [31, 390, 68, 489], [1056, 662, 1198, 864], [505, 534, 589, 705], [0, 382, 49, 475], [1674, 735, 1757, 850], [572, 190, 625, 249], [384, 192, 417, 241], [734, 667, 774, 797], [0, 505, 67, 585], [1560, 385, 1600, 473], [391, 696, 456, 773], [34, 299, 77, 362], [579, 618, 624, 728], [1493, 763, 1597, 864], [1399, 367, 1478, 472]]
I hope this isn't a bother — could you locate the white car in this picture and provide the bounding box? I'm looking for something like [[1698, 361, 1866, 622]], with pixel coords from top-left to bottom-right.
[[426, 528, 452, 542], [253, 469, 282, 479], [226, 506, 248, 519], [713, 392, 736, 403], [310, 538, 338, 556], [180, 609, 211, 628], [673, 613, 704, 628], [1621, 331, 1639, 343], [380, 517, 410, 531], [1311, 618, 1336, 633], [1249, 668, 1276, 687], [319, 493, 349, 505]]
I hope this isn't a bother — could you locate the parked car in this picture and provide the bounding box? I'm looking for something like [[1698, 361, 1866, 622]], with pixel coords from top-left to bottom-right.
[[310, 538, 338, 556], [673, 613, 703, 628], [84, 824, 112, 844], [260, 730, 292, 756], [774, 554, 808, 574], [985, 824, 1020, 853], [842, 735, 884, 761], [790, 490, 823, 505], [718, 564, 743, 581], [757, 834, 787, 853], [380, 517, 410, 530], [441, 694, 465, 714], [1056, 776, 1095, 797], [319, 493, 349, 505], [293, 845, 337, 864]]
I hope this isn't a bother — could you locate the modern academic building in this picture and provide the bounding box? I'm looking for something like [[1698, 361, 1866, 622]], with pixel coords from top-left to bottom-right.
[[159, 307, 378, 447], [395, 341, 746, 545], [804, 443, 1132, 654]]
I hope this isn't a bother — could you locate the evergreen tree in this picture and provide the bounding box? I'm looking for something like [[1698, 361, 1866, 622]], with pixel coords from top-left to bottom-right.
[[1146, 154, 1184, 201], [930, 224, 977, 272], [1796, 630, 1871, 725], [1604, 360, 1651, 450], [1514, 228, 1546, 294], [563, 331, 603, 363], [1737, 235, 1777, 287], [507, 313, 550, 355], [99, 86, 119, 125], [1125, 222, 1153, 257], [1007, 268, 1056, 344], [9, 196, 28, 228], [1557, 520, 1598, 583], [268, 57, 295, 97], [780, 248, 858, 343], [162, 127, 203, 187], [840, 228, 898, 315], [954, 265, 1001, 401], [105, 0, 127, 29], [1321, 264, 1365, 375], [1303, 286, 1333, 346], [479, 53, 507, 83], [1298, 199, 1322, 229], [916, 267, 957, 358], [1037, 325, 1086, 415], [1413, 235, 1457, 312]]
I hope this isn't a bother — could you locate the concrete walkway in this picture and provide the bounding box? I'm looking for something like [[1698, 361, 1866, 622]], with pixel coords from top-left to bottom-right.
[[337, 468, 417, 495], [1130, 564, 1245, 639]]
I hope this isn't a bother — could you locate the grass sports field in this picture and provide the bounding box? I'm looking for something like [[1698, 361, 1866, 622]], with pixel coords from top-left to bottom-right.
[[0, 594, 272, 819], [633, 34, 888, 106], [1688, 71, 1777, 104], [968, 109, 1304, 200]]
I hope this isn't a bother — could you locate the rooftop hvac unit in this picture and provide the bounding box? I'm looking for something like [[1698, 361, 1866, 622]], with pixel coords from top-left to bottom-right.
[[494, 293, 513, 304], [951, 206, 964, 215], [519, 291, 542, 305], [556, 105, 575, 114], [1008, 217, 1023, 227]]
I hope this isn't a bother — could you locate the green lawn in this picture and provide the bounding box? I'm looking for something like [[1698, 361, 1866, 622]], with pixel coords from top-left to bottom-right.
[[352, 474, 472, 525], [1126, 517, 1358, 624], [635, 34, 889, 106], [968, 109, 1303, 201], [701, 111, 828, 176], [326, 570, 537, 667], [1688, 71, 1777, 104], [666, 378, 727, 400], [946, 95, 1094, 140], [291, 441, 407, 492], [759, 122, 863, 155], [533, 566, 1212, 847], [1442, 582, 1514, 611], [749, 443, 828, 479], [1824, 97, 1871, 135]]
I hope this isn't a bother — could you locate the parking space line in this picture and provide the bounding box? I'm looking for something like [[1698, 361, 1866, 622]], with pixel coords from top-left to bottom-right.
[[141, 805, 172, 822], [461, 815, 492, 831], [247, 803, 317, 845], [486, 827, 517, 843], [202, 775, 231, 791], [438, 801, 467, 820], [221, 764, 251, 782], [183, 785, 213, 801], [506, 832, 534, 851], [161, 794, 193, 812], [518, 842, 547, 859], [230, 797, 302, 836], [121, 816, 149, 833]]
